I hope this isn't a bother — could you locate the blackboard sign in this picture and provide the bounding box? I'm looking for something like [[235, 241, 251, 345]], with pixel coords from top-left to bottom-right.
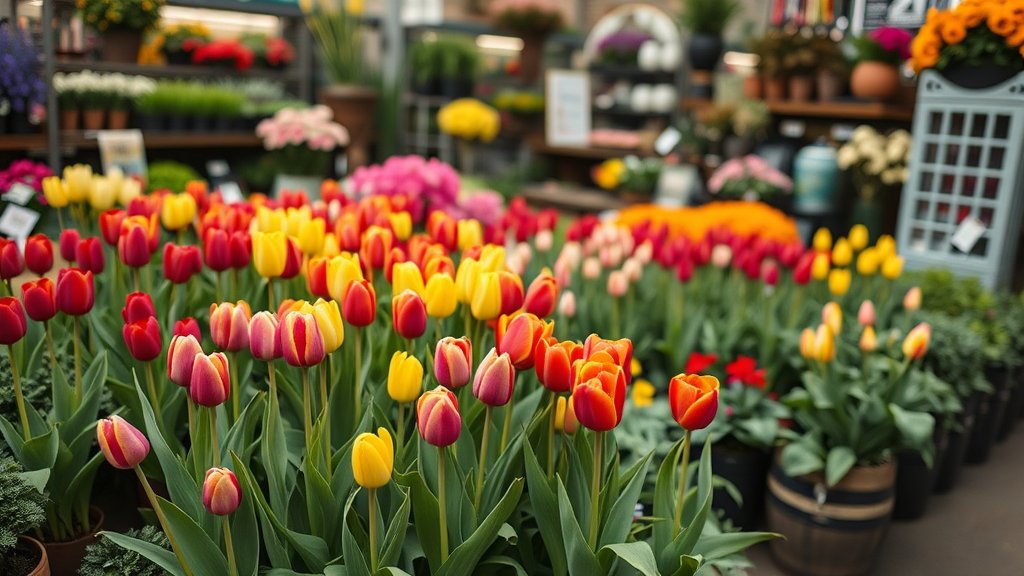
[[851, 0, 959, 33]]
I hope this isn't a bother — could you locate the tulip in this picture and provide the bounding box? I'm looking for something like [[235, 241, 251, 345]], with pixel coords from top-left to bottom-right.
[[457, 219, 483, 251], [832, 238, 853, 267], [876, 235, 896, 259], [583, 334, 634, 382], [210, 301, 252, 353], [229, 231, 251, 269], [252, 231, 287, 278], [523, 272, 558, 318], [190, 352, 231, 407], [496, 313, 553, 370], [434, 337, 472, 389], [856, 247, 879, 276], [555, 396, 579, 434], [89, 175, 118, 211], [24, 234, 53, 275], [828, 268, 851, 296], [881, 255, 904, 280], [161, 193, 198, 232], [75, 237, 105, 274], [0, 297, 27, 345], [668, 374, 720, 430], [471, 271, 502, 321], [311, 298, 344, 353], [799, 327, 815, 359], [284, 206, 311, 238], [389, 211, 412, 241], [904, 286, 922, 311], [793, 252, 813, 285], [388, 351, 424, 403], [424, 273, 457, 318], [96, 415, 150, 469], [361, 225, 393, 270], [42, 176, 69, 208], [352, 428, 395, 489], [607, 270, 629, 297], [99, 209, 127, 246], [416, 386, 461, 447], [811, 253, 830, 281], [278, 312, 326, 367], [392, 289, 427, 340], [582, 257, 601, 280], [167, 334, 203, 387], [812, 228, 832, 252], [424, 255, 455, 279], [854, 300, 875, 327], [535, 338, 583, 393], [306, 257, 330, 299], [860, 325, 878, 352], [20, 278, 55, 323], [558, 290, 576, 318], [297, 217, 326, 256], [163, 243, 202, 284], [118, 218, 152, 268], [326, 252, 364, 303], [392, 261, 425, 298], [849, 224, 869, 251], [455, 258, 481, 304], [203, 228, 231, 273], [202, 467, 242, 515], [256, 206, 285, 233], [813, 324, 835, 363], [248, 311, 281, 361], [473, 348, 515, 406], [342, 278, 376, 327], [56, 268, 94, 316], [280, 238, 302, 280], [0, 238, 24, 283], [903, 323, 931, 360], [427, 212, 458, 250], [123, 317, 163, 362], [571, 361, 626, 432], [174, 317, 201, 340], [496, 271, 524, 316], [123, 292, 156, 323]]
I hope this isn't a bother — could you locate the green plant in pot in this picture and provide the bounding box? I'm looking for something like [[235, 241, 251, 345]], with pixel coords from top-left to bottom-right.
[[436, 37, 480, 100], [408, 41, 442, 96], [255, 105, 350, 196], [79, 0, 164, 64], [752, 29, 793, 101], [680, 0, 739, 72], [810, 33, 850, 102], [781, 32, 818, 102], [0, 453, 49, 576]]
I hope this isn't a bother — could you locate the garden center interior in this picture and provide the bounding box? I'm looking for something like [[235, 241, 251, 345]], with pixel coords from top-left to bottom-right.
[[1, 0, 1024, 575]]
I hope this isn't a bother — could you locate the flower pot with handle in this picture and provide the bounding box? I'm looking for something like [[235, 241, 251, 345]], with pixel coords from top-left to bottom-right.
[[4, 536, 50, 576], [59, 109, 80, 132], [688, 33, 724, 72], [850, 61, 901, 101], [101, 27, 142, 64], [43, 505, 103, 576], [82, 109, 105, 131], [319, 84, 377, 169]]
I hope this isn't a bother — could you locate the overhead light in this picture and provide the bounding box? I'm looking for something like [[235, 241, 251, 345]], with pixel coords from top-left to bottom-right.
[[723, 51, 759, 69], [475, 34, 524, 52], [161, 6, 280, 34]]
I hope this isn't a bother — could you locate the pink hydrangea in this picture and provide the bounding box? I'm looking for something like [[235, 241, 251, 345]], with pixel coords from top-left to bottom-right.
[[0, 159, 53, 195], [348, 155, 460, 222], [256, 105, 350, 152]]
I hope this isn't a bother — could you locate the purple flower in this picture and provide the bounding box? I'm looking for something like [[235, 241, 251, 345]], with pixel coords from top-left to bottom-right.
[[0, 26, 47, 114], [597, 30, 652, 55]]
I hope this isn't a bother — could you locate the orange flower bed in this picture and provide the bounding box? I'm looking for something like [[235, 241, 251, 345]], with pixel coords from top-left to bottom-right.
[[616, 201, 800, 243]]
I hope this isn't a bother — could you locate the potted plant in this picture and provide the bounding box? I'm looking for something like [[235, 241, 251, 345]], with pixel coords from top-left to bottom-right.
[[707, 154, 793, 211], [160, 23, 210, 65], [911, 2, 1024, 89], [191, 39, 255, 72], [79, 0, 163, 64], [996, 295, 1024, 442], [493, 89, 544, 137], [79, 526, 170, 576], [490, 0, 565, 84], [302, 0, 377, 168], [811, 33, 849, 102], [836, 126, 911, 239], [409, 41, 442, 95], [0, 25, 46, 134], [256, 105, 350, 196], [595, 30, 653, 66], [76, 71, 108, 131], [436, 98, 500, 174], [850, 27, 912, 101], [52, 73, 81, 131], [0, 453, 49, 576], [752, 29, 791, 101], [782, 32, 817, 102], [729, 100, 771, 158], [679, 0, 739, 72], [437, 37, 480, 99], [263, 37, 295, 70]]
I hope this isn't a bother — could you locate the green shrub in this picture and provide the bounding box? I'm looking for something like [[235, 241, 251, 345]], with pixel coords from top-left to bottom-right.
[[79, 526, 171, 576], [0, 453, 47, 558], [146, 160, 201, 193]]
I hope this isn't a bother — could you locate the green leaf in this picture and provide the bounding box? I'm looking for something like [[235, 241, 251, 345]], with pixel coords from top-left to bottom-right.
[[599, 452, 651, 548], [780, 439, 824, 477], [523, 443, 567, 576], [229, 454, 261, 576], [556, 480, 601, 576], [668, 554, 703, 576], [437, 478, 524, 576], [393, 468, 441, 573], [18, 427, 59, 471], [694, 531, 781, 560], [889, 404, 934, 447], [342, 489, 372, 576], [652, 439, 683, 561], [156, 496, 230, 576], [101, 530, 186, 576], [379, 485, 411, 568], [825, 446, 857, 488], [597, 542, 660, 576], [262, 385, 292, 518], [478, 555, 528, 576], [658, 442, 712, 574]]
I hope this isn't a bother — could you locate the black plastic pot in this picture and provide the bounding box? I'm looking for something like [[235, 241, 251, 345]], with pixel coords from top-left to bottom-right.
[[688, 33, 724, 72], [136, 113, 164, 131], [166, 115, 189, 132], [997, 371, 1023, 442], [893, 423, 946, 520], [166, 49, 192, 66], [213, 116, 233, 132], [441, 76, 473, 100], [933, 393, 979, 493], [191, 116, 211, 132], [941, 62, 1021, 90], [9, 112, 34, 134], [966, 367, 1010, 465], [694, 441, 771, 528], [412, 76, 440, 96]]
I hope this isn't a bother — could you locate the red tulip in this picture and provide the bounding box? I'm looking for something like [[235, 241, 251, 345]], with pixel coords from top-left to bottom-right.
[[56, 268, 94, 316], [174, 317, 202, 340], [190, 351, 231, 407], [571, 360, 627, 432], [0, 238, 24, 280], [342, 279, 376, 327], [582, 334, 634, 382], [119, 218, 152, 268], [202, 467, 242, 515], [96, 415, 150, 469], [416, 386, 461, 447], [203, 228, 231, 272], [0, 297, 27, 345], [684, 352, 718, 374], [123, 317, 163, 362], [23, 234, 53, 275], [427, 212, 457, 251], [123, 292, 156, 323], [725, 356, 766, 388], [20, 278, 56, 322], [496, 271, 524, 316], [209, 301, 252, 352], [434, 336, 472, 389], [668, 374, 719, 430], [306, 257, 330, 299], [277, 311, 325, 367], [59, 229, 80, 263], [99, 209, 127, 246], [534, 338, 583, 393], [392, 289, 427, 340], [523, 272, 559, 318], [163, 243, 203, 284], [167, 334, 203, 387], [75, 237, 106, 274], [496, 313, 554, 370], [248, 311, 281, 361], [793, 252, 814, 285], [472, 348, 515, 406], [360, 225, 393, 270], [279, 237, 302, 280], [229, 231, 251, 269]]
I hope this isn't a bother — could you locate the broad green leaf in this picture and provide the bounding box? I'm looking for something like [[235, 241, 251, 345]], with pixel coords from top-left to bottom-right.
[[599, 452, 651, 548], [693, 531, 781, 560], [597, 542, 660, 576], [229, 454, 261, 576], [653, 439, 683, 556], [479, 555, 528, 576], [156, 496, 230, 576], [523, 443, 567, 576], [889, 404, 934, 447], [780, 439, 824, 477], [379, 486, 411, 568], [825, 446, 857, 488], [101, 530, 186, 576], [659, 443, 712, 574], [556, 480, 601, 576], [437, 478, 524, 576], [394, 469, 441, 573], [342, 489, 372, 576], [668, 554, 703, 576], [18, 427, 59, 471]]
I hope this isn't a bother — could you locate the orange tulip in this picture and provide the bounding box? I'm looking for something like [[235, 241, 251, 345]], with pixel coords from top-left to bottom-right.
[[535, 338, 583, 393], [668, 374, 719, 430], [495, 312, 553, 370], [903, 323, 931, 361], [571, 360, 627, 432]]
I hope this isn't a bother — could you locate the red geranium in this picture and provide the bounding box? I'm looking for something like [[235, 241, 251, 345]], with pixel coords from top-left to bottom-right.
[[192, 39, 254, 71], [725, 355, 766, 389], [265, 37, 295, 67], [685, 352, 718, 375]]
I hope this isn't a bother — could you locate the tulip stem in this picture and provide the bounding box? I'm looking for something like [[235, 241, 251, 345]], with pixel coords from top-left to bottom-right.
[[475, 405, 492, 508], [231, 269, 239, 300], [672, 430, 692, 539], [267, 279, 275, 312], [144, 362, 165, 432], [3, 279, 11, 296], [438, 446, 449, 564], [186, 398, 196, 448], [267, 363, 278, 405], [320, 365, 332, 480], [134, 467, 194, 576], [210, 408, 221, 467], [368, 487, 379, 573], [229, 351, 240, 423], [215, 272, 224, 303], [44, 322, 57, 376], [547, 391, 556, 478], [72, 316, 83, 408], [302, 368, 313, 456], [56, 207, 65, 231], [223, 517, 239, 576], [588, 430, 604, 550], [354, 328, 363, 425], [133, 268, 141, 293], [396, 403, 405, 455], [8, 345, 30, 441], [500, 386, 516, 453]]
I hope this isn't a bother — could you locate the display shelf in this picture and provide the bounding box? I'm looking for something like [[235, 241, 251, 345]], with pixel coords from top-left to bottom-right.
[[588, 65, 676, 82], [60, 131, 264, 149], [528, 136, 656, 160], [54, 59, 302, 81], [595, 106, 673, 119], [0, 134, 48, 152], [767, 100, 914, 122]]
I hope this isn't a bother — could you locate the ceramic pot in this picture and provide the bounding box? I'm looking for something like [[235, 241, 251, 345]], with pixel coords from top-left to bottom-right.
[[9, 536, 50, 576], [850, 62, 901, 101], [43, 506, 103, 576], [764, 76, 787, 101], [817, 70, 846, 102], [320, 84, 377, 169], [59, 109, 79, 132], [101, 27, 142, 64], [688, 33, 724, 72], [743, 75, 763, 100], [107, 109, 129, 130]]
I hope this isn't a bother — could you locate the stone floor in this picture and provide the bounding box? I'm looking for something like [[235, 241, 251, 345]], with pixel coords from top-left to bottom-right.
[[748, 424, 1024, 576]]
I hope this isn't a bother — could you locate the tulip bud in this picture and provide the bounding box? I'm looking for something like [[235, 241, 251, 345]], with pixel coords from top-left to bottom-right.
[[56, 268, 95, 316], [342, 278, 377, 328], [903, 286, 922, 311], [297, 217, 326, 256], [583, 334, 634, 382], [473, 348, 515, 406], [24, 234, 53, 276], [430, 335, 472, 390], [20, 279, 56, 323], [860, 325, 878, 352], [814, 324, 835, 363], [457, 219, 483, 251], [202, 467, 242, 515], [424, 273, 458, 319], [167, 334, 203, 387], [811, 253, 831, 281], [306, 257, 330, 299], [190, 352, 231, 407], [828, 268, 851, 296], [209, 301, 252, 352], [392, 289, 427, 340], [161, 193, 198, 232], [793, 252, 814, 285], [392, 261, 425, 298], [535, 229, 554, 252], [388, 351, 424, 403], [352, 428, 395, 489], [799, 327, 815, 359], [881, 255, 904, 280], [668, 374, 720, 430], [59, 229, 80, 263], [496, 271, 524, 316], [163, 243, 202, 284], [73, 237, 105, 275], [97, 415, 150, 469], [252, 231, 287, 278], [812, 228, 832, 252], [856, 248, 879, 276], [229, 231, 251, 270], [582, 257, 601, 280], [822, 303, 842, 335], [389, 212, 413, 241], [123, 292, 156, 324], [523, 272, 558, 318], [0, 297, 27, 345], [118, 219, 152, 268], [173, 317, 201, 340], [849, 225, 869, 251], [42, 176, 69, 208], [832, 238, 853, 267], [903, 323, 931, 361], [470, 272, 502, 321], [571, 361, 626, 432], [248, 311, 281, 361], [535, 338, 583, 393], [553, 396, 577, 434], [0, 238, 24, 281], [762, 260, 780, 287], [455, 258, 480, 304], [278, 312, 326, 367], [711, 244, 732, 269], [876, 235, 896, 259], [203, 229, 231, 272], [99, 209, 127, 247], [123, 317, 163, 362], [607, 270, 629, 298], [361, 225, 394, 270], [558, 291, 576, 318], [326, 253, 364, 303], [496, 313, 553, 370], [279, 238, 303, 280], [311, 298, 344, 353], [416, 386, 461, 447]]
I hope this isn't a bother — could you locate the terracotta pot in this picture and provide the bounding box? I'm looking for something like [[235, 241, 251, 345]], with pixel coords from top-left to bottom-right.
[[59, 109, 79, 132], [743, 75, 763, 100], [101, 27, 142, 64], [43, 506, 104, 576], [319, 84, 377, 169], [107, 109, 129, 130], [12, 536, 50, 576], [82, 109, 105, 131], [817, 70, 846, 102], [788, 75, 814, 102], [764, 76, 787, 101], [519, 33, 548, 85], [850, 61, 901, 101]]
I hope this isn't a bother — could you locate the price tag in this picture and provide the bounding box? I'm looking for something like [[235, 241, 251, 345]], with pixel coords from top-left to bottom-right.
[[951, 216, 986, 253], [218, 181, 244, 205], [0, 205, 40, 239], [5, 182, 35, 206], [97, 130, 147, 179]]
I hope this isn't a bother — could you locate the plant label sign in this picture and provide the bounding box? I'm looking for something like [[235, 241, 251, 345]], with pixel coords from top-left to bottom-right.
[[0, 204, 39, 241], [951, 216, 987, 254], [97, 130, 148, 180], [546, 70, 591, 147], [851, 0, 955, 33], [5, 182, 35, 206]]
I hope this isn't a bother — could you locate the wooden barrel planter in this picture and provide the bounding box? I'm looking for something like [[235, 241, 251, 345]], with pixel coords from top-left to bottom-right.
[[767, 459, 896, 576]]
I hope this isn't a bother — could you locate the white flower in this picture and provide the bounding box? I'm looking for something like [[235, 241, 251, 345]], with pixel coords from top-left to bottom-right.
[[837, 146, 858, 170], [881, 169, 898, 185]]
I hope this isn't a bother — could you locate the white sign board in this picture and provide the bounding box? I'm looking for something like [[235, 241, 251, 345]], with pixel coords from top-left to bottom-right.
[[545, 70, 591, 147], [0, 205, 40, 240], [97, 130, 148, 180]]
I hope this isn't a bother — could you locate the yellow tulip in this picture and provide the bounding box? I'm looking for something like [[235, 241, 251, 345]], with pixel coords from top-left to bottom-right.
[[904, 286, 922, 311], [89, 176, 118, 211], [902, 323, 931, 360], [311, 298, 344, 353], [881, 255, 904, 280], [119, 178, 142, 206], [391, 261, 425, 298], [828, 268, 851, 296], [832, 238, 853, 267], [814, 324, 835, 363], [811, 253, 831, 281], [322, 233, 340, 257], [161, 193, 197, 232], [799, 327, 815, 359], [285, 206, 312, 238], [42, 176, 69, 208], [327, 252, 364, 302], [457, 219, 483, 251], [455, 257, 481, 304], [822, 301, 842, 335], [63, 164, 93, 202], [856, 248, 879, 276], [388, 212, 412, 241], [875, 235, 896, 259], [423, 273, 457, 319], [812, 228, 832, 252], [860, 325, 878, 352], [297, 218, 326, 256], [849, 224, 869, 251], [252, 231, 288, 278], [631, 379, 655, 407], [387, 351, 423, 403], [470, 271, 502, 320], [477, 245, 506, 273], [256, 206, 285, 233], [351, 427, 394, 489]]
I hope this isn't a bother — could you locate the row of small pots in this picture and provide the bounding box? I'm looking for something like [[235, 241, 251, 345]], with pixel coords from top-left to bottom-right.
[[57, 110, 265, 134], [59, 108, 131, 132], [742, 62, 903, 104]]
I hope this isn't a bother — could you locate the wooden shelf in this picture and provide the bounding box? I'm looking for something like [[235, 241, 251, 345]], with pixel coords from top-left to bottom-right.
[[528, 139, 656, 160], [0, 134, 48, 152], [0, 132, 263, 151], [766, 100, 913, 122], [595, 106, 673, 119], [588, 66, 676, 81], [54, 59, 301, 81]]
